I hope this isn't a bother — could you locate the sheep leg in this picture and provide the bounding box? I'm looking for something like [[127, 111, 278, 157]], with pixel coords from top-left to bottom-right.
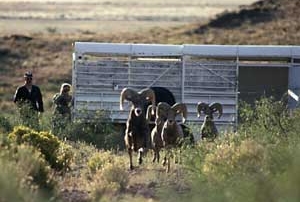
[[163, 149, 171, 173], [167, 157, 170, 173], [138, 148, 143, 165], [128, 148, 134, 170], [152, 148, 160, 163], [165, 152, 171, 173], [162, 156, 167, 166], [157, 149, 160, 163], [152, 150, 157, 163]]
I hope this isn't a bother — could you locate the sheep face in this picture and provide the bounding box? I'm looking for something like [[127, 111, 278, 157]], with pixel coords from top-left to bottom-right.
[[131, 98, 147, 117], [197, 102, 223, 140]]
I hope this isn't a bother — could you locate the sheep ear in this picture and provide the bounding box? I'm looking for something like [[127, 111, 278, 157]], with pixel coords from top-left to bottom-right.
[[209, 102, 223, 118], [172, 103, 187, 123], [197, 102, 209, 117], [120, 88, 137, 110]]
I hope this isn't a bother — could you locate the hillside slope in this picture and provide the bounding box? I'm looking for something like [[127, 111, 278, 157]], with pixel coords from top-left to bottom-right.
[[0, 0, 299, 112], [157, 0, 300, 44]]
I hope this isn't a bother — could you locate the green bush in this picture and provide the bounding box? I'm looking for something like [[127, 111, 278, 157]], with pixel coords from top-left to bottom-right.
[[163, 97, 300, 202], [55, 110, 123, 150], [202, 138, 267, 182], [14, 103, 41, 130], [87, 150, 115, 173], [0, 114, 12, 133], [239, 96, 291, 141], [8, 125, 73, 171], [88, 151, 129, 201], [0, 144, 56, 201]]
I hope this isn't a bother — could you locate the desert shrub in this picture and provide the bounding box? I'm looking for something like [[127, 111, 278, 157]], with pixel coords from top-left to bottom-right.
[[202, 138, 267, 182], [56, 109, 123, 150], [46, 26, 57, 33], [161, 97, 300, 202], [88, 150, 128, 200], [239, 96, 291, 141], [0, 144, 56, 202], [14, 103, 41, 130], [89, 158, 129, 201], [0, 114, 12, 133], [8, 124, 33, 143], [55, 141, 74, 172], [69, 140, 99, 169], [87, 150, 115, 173], [38, 111, 53, 132], [8, 125, 73, 171]]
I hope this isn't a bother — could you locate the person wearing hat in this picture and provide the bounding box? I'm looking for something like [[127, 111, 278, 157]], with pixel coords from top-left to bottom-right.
[[13, 71, 44, 127]]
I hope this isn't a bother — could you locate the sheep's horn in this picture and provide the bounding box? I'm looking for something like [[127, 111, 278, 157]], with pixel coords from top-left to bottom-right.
[[146, 105, 154, 121], [197, 102, 209, 117], [140, 88, 156, 115], [172, 103, 187, 123], [120, 88, 138, 110], [209, 102, 223, 118], [157, 102, 170, 118]]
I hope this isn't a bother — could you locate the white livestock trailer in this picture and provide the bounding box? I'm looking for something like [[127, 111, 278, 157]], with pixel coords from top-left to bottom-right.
[[72, 42, 300, 135]]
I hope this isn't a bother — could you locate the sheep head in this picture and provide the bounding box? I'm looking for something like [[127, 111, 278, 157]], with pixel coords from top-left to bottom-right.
[[155, 102, 171, 125], [197, 102, 223, 119], [171, 103, 187, 124], [159, 102, 187, 128], [120, 87, 156, 117]]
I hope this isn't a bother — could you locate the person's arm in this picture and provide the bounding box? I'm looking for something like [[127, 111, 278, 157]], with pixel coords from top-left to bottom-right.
[[13, 87, 21, 103], [36, 86, 44, 112], [53, 94, 64, 105]]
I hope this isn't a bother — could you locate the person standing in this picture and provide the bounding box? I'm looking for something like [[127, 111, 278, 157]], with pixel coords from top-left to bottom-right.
[[52, 83, 73, 135], [53, 83, 72, 118], [13, 71, 44, 128]]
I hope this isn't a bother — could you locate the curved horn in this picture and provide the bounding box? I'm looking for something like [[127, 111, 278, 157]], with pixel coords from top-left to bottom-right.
[[146, 105, 154, 121], [197, 102, 209, 117], [157, 102, 170, 118], [172, 103, 187, 123], [120, 88, 138, 110], [209, 102, 223, 118], [140, 88, 156, 115]]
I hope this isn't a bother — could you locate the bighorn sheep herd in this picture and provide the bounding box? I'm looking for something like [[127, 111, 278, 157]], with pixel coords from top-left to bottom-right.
[[120, 87, 223, 171]]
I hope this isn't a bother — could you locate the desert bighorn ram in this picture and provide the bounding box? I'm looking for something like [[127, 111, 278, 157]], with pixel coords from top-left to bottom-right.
[[159, 102, 187, 172], [146, 102, 169, 163], [147, 102, 193, 165], [120, 87, 155, 170], [197, 102, 223, 140]]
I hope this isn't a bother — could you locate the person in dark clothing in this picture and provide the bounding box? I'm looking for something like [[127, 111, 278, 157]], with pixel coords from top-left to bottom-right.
[[52, 83, 73, 135], [53, 83, 72, 118], [13, 71, 44, 128]]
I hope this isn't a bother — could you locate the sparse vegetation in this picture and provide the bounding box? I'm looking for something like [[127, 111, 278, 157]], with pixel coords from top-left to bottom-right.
[[1, 91, 300, 202], [1, 0, 300, 201]]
